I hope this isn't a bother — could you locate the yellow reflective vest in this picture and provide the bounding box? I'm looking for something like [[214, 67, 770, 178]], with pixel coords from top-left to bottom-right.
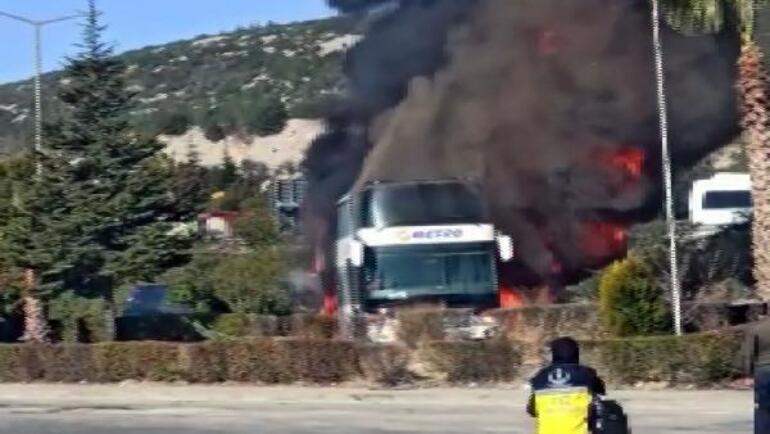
[[533, 386, 592, 434]]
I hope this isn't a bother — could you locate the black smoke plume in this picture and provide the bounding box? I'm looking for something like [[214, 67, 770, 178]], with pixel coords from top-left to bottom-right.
[[305, 0, 738, 287]]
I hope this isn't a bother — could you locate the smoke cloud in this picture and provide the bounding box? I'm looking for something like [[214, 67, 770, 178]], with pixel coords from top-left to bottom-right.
[[306, 0, 738, 287]]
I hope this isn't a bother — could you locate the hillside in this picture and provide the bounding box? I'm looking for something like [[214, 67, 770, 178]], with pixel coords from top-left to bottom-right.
[[0, 16, 363, 166]]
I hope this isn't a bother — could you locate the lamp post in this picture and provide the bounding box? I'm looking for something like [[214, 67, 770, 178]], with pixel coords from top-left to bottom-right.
[[650, 0, 683, 336], [0, 11, 83, 170], [1, 11, 82, 343]]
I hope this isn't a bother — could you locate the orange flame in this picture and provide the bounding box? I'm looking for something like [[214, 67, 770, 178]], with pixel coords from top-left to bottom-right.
[[499, 286, 526, 308], [323, 291, 338, 316], [582, 221, 628, 261], [598, 147, 645, 180]]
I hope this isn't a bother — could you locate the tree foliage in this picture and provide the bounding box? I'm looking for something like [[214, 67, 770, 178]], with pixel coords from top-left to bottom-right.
[[163, 254, 224, 313], [233, 198, 281, 248], [4, 2, 192, 309], [246, 96, 289, 136], [662, 0, 768, 37], [169, 148, 210, 221], [164, 248, 290, 316], [211, 249, 290, 315], [598, 256, 671, 337]]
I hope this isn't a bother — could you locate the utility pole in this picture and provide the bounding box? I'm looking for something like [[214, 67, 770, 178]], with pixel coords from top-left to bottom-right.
[[0, 11, 83, 172], [650, 0, 683, 336]]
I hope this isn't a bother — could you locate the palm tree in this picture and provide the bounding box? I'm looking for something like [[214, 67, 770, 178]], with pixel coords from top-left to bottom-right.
[[662, 0, 770, 300]]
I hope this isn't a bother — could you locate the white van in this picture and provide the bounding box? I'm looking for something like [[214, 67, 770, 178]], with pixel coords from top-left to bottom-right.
[[689, 172, 752, 227]]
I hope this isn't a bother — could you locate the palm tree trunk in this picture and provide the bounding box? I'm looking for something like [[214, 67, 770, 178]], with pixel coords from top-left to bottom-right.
[[737, 40, 770, 301], [20, 268, 50, 343]]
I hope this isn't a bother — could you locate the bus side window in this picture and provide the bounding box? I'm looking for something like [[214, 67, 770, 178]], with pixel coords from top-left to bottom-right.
[[363, 251, 376, 289], [337, 201, 352, 237]]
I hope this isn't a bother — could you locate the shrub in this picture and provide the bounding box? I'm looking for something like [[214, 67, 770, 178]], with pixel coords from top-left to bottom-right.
[[289, 97, 328, 119], [286, 314, 337, 339], [581, 330, 743, 385], [202, 122, 227, 142], [423, 338, 521, 383], [211, 313, 279, 338], [49, 292, 111, 343], [218, 338, 357, 384], [358, 344, 411, 386], [278, 338, 359, 383], [232, 203, 281, 248], [91, 342, 182, 382], [245, 96, 288, 136], [396, 309, 446, 348], [0, 333, 741, 386], [178, 342, 228, 382], [158, 111, 192, 136], [211, 250, 291, 315], [34, 344, 96, 382], [598, 257, 670, 337], [489, 304, 603, 342], [0, 345, 32, 382], [221, 339, 289, 383]]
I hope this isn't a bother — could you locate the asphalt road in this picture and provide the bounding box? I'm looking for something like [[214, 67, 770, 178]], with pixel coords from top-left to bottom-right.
[[0, 385, 752, 433]]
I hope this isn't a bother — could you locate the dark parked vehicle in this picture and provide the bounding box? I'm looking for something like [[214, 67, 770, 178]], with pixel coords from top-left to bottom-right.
[[122, 284, 192, 316]]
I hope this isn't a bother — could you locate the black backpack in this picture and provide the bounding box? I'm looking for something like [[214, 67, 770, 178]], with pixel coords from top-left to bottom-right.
[[594, 399, 630, 434]]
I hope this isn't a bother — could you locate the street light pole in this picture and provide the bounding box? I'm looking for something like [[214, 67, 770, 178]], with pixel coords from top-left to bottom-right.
[[0, 11, 83, 172], [650, 0, 683, 336], [34, 24, 43, 167]]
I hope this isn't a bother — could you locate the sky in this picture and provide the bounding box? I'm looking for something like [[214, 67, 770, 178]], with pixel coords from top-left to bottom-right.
[[0, 0, 335, 83]]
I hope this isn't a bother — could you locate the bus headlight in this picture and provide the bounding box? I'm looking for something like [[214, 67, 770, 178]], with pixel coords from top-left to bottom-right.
[[497, 234, 514, 262]]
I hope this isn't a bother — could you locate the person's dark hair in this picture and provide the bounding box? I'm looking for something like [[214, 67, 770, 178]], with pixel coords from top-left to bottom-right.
[[551, 337, 580, 364]]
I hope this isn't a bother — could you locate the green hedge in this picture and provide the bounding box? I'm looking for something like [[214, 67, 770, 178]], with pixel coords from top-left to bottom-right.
[[489, 304, 604, 341], [0, 332, 744, 385], [421, 332, 742, 385], [210, 314, 279, 338], [423, 338, 521, 383], [0, 339, 359, 384], [284, 314, 337, 339], [581, 330, 744, 385], [358, 344, 411, 385], [396, 309, 447, 348]]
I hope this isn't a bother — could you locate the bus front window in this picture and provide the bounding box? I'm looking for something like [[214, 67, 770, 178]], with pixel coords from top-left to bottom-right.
[[364, 244, 495, 300]]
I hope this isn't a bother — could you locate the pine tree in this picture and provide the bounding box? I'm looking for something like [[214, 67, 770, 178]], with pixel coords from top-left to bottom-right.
[[169, 143, 210, 221], [210, 149, 239, 192], [5, 1, 192, 339], [248, 96, 289, 136], [4, 143, 78, 342]]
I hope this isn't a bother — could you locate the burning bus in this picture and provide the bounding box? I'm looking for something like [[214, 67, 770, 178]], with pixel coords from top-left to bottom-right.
[[303, 0, 740, 338], [330, 180, 514, 321]]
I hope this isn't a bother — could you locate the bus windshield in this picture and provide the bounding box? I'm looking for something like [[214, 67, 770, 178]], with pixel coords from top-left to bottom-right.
[[363, 244, 495, 300], [363, 182, 485, 227]]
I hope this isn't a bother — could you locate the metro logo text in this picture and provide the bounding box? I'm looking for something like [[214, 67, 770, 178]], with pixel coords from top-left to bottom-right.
[[411, 228, 463, 240]]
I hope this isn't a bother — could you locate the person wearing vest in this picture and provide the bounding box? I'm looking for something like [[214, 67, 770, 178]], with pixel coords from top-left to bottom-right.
[[749, 318, 770, 434], [527, 337, 606, 434]]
